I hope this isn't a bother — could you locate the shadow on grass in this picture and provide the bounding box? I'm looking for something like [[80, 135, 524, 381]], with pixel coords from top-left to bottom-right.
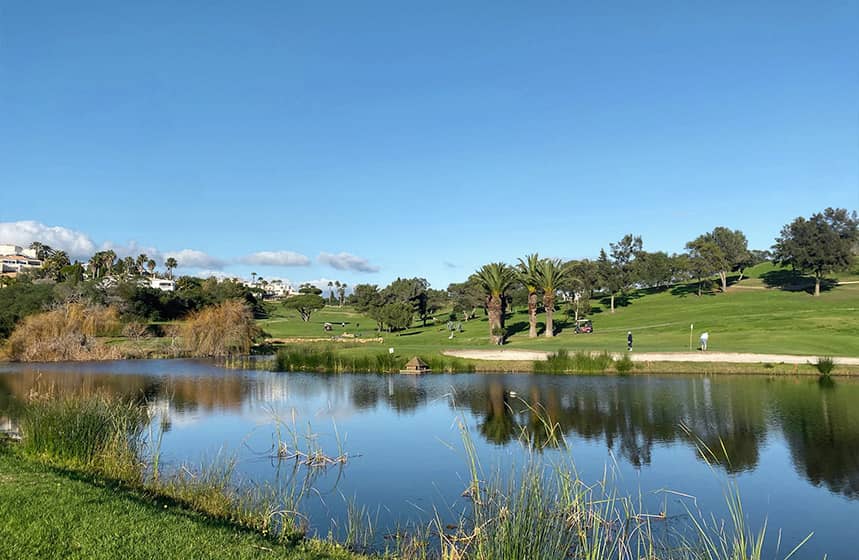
[[671, 281, 718, 298], [598, 290, 646, 309], [761, 269, 836, 294], [505, 321, 530, 337]]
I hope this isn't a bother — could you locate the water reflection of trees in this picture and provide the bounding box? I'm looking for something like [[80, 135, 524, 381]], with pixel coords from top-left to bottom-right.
[[460, 376, 766, 472], [2, 366, 859, 499], [772, 380, 859, 497], [457, 375, 859, 497]]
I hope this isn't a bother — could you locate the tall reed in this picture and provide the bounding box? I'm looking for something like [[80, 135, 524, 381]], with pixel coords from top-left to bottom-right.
[[19, 392, 145, 478], [533, 349, 614, 374]]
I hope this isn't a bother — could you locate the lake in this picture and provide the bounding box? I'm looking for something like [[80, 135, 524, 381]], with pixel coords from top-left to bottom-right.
[[1, 359, 856, 558]]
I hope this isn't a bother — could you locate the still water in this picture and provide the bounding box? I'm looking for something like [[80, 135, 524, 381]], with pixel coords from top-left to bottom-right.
[[1, 359, 857, 558]]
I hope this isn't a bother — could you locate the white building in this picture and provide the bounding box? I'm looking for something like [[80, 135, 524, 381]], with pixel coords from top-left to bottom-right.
[[149, 277, 175, 292], [243, 278, 294, 298], [0, 245, 43, 276]]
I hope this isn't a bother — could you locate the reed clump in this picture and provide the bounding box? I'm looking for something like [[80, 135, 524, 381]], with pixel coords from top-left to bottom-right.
[[18, 391, 144, 479], [6, 303, 122, 362], [533, 350, 614, 374], [814, 356, 835, 376], [181, 299, 261, 357], [273, 345, 477, 374], [614, 353, 634, 373]]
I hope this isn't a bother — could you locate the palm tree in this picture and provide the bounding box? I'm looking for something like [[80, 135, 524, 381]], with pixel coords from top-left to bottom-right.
[[29, 242, 55, 260], [165, 257, 178, 279], [473, 262, 516, 345], [536, 258, 569, 338], [251, 272, 257, 285], [136, 253, 148, 275], [339, 282, 348, 307], [516, 253, 542, 338], [328, 281, 335, 304], [146, 259, 156, 276]]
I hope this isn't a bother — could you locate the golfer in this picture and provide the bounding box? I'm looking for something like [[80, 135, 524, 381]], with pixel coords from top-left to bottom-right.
[[699, 332, 709, 351], [627, 331, 633, 351]]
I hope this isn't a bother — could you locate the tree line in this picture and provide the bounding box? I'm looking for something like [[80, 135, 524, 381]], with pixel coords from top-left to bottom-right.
[[341, 207, 857, 344]]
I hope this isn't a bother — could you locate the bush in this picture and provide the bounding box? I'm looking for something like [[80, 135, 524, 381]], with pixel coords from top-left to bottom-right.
[[0, 281, 56, 339], [815, 356, 835, 375], [614, 354, 634, 373], [6, 303, 121, 361], [534, 350, 613, 374], [181, 300, 261, 357]]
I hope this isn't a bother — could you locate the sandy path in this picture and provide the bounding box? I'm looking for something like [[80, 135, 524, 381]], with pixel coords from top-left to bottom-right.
[[442, 349, 859, 365]]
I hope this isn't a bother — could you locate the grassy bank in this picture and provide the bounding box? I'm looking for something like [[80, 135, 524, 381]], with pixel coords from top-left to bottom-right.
[[0, 449, 363, 560]]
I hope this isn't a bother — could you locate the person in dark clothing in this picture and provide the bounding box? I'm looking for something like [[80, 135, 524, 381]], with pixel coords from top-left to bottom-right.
[[627, 331, 633, 351]]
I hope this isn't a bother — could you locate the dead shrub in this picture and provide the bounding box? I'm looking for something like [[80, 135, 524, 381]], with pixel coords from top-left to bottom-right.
[[181, 299, 260, 357], [7, 303, 122, 362]]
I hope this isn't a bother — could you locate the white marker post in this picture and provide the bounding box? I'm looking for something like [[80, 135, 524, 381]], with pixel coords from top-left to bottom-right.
[[689, 324, 694, 351]]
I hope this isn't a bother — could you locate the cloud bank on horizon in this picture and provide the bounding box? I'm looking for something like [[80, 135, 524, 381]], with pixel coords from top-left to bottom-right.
[[0, 220, 380, 279]]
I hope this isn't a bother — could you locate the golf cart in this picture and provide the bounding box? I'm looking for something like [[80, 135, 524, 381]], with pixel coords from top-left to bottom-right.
[[574, 319, 593, 334]]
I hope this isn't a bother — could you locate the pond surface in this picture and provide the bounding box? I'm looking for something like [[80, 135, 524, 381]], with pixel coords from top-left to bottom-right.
[[1, 360, 857, 558]]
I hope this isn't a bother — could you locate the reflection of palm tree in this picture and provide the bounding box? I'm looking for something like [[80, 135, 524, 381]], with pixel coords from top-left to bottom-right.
[[473, 263, 515, 344], [480, 380, 517, 445]]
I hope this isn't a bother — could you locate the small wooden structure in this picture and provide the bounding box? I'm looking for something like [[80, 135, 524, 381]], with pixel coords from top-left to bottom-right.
[[400, 356, 431, 374]]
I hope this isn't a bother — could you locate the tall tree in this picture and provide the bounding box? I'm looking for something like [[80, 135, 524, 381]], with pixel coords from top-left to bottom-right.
[[28, 242, 55, 260], [635, 251, 673, 289], [328, 281, 335, 304], [283, 294, 326, 322], [135, 253, 149, 275], [472, 263, 515, 345], [536, 258, 569, 338], [684, 240, 720, 296], [516, 253, 542, 338], [146, 259, 157, 276], [447, 278, 484, 320], [165, 257, 178, 279], [338, 282, 347, 307], [42, 251, 70, 281], [348, 284, 382, 313], [774, 208, 859, 296], [383, 277, 430, 326], [687, 227, 750, 292], [598, 234, 642, 313]]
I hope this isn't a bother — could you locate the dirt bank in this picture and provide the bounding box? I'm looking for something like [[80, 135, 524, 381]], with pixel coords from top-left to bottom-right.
[[442, 349, 859, 366]]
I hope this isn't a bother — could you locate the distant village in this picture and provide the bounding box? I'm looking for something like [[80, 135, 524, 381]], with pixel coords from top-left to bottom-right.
[[0, 243, 297, 299]]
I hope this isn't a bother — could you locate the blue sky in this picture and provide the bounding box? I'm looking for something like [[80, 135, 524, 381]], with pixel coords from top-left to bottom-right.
[[1, 1, 857, 288]]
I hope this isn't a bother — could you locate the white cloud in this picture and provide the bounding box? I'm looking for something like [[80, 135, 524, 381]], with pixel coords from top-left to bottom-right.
[[0, 220, 96, 258], [194, 269, 235, 280], [240, 251, 310, 267], [162, 249, 226, 270], [318, 252, 380, 273]]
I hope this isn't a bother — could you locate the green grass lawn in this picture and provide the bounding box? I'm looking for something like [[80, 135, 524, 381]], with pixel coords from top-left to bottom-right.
[[258, 264, 859, 358], [0, 449, 364, 560]]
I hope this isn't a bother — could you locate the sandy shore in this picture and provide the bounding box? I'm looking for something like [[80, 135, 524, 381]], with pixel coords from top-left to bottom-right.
[[442, 349, 859, 365]]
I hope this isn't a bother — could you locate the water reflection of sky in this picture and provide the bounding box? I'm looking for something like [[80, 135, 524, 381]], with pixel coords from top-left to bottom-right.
[[1, 360, 858, 558]]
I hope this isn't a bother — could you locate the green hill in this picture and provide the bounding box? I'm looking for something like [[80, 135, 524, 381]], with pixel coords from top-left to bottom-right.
[[259, 264, 859, 358]]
